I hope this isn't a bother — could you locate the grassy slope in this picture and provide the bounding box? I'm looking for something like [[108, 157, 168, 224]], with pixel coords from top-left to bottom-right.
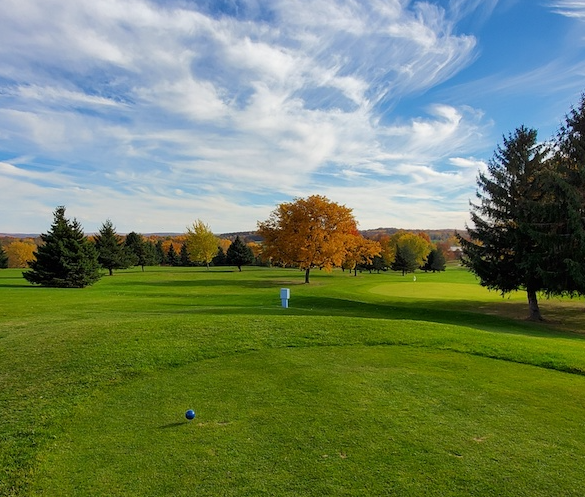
[[1, 266, 585, 496]]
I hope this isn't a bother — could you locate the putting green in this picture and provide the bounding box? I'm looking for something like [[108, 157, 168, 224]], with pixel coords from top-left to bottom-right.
[[32, 345, 585, 496]]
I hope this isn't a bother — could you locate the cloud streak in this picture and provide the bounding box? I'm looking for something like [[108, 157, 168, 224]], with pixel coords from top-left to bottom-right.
[[0, 0, 581, 233]]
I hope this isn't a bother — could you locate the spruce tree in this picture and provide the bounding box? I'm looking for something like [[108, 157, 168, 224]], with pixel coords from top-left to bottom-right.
[[422, 248, 446, 272], [212, 246, 227, 266], [94, 219, 129, 276], [124, 232, 157, 271], [226, 236, 254, 271], [179, 243, 191, 267], [0, 244, 8, 269], [155, 240, 165, 265], [166, 243, 180, 266], [390, 244, 418, 275], [530, 94, 585, 295], [23, 206, 102, 288], [456, 124, 585, 321]]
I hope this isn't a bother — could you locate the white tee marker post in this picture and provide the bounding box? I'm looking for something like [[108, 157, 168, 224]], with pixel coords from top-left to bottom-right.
[[280, 288, 290, 308]]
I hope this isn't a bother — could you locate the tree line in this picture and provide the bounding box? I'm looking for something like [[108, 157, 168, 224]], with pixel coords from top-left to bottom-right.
[[5, 198, 449, 286]]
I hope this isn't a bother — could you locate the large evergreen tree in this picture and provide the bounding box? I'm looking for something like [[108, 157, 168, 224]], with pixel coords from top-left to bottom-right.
[[422, 248, 446, 273], [93, 219, 129, 276], [226, 236, 254, 271], [124, 232, 157, 271], [529, 95, 585, 296], [0, 244, 8, 269], [23, 206, 102, 288], [458, 125, 582, 321], [390, 244, 418, 275]]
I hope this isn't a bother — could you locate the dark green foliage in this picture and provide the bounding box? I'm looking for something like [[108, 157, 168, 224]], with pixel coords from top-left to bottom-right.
[[422, 248, 446, 272], [459, 116, 585, 321], [0, 244, 8, 269], [23, 206, 102, 288], [529, 95, 585, 295], [212, 246, 227, 266], [459, 127, 547, 319], [390, 244, 418, 275], [166, 243, 180, 266], [124, 232, 157, 271], [179, 243, 191, 267], [226, 236, 254, 271], [94, 220, 130, 276], [155, 240, 165, 265]]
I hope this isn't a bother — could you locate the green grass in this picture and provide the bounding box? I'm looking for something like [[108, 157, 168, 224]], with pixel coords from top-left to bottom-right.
[[2, 266, 585, 496]]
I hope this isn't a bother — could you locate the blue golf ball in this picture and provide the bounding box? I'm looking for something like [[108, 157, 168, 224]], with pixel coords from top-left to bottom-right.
[[185, 409, 196, 420]]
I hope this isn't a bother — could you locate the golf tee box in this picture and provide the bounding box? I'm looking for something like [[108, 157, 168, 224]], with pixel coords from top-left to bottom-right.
[[280, 288, 290, 308]]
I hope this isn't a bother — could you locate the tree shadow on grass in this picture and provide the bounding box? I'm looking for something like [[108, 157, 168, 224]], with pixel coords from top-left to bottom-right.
[[155, 294, 584, 338], [113, 278, 305, 289]]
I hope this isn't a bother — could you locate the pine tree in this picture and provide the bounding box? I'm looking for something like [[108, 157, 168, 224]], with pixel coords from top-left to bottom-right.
[[458, 126, 554, 320], [226, 236, 254, 271], [422, 248, 446, 272], [23, 206, 102, 288], [212, 246, 227, 266], [166, 243, 180, 266], [155, 240, 165, 265], [0, 244, 8, 269], [179, 243, 191, 267], [124, 232, 157, 271], [390, 244, 418, 275], [529, 94, 585, 295], [94, 219, 129, 276]]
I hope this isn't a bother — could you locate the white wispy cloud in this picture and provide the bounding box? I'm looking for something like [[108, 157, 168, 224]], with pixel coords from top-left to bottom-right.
[[550, 0, 585, 19], [0, 0, 519, 232]]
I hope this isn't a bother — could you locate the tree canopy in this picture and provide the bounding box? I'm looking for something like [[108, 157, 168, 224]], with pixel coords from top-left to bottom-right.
[[93, 220, 130, 276], [226, 236, 254, 271], [23, 206, 102, 288], [124, 232, 157, 271], [458, 109, 585, 320], [342, 233, 381, 276], [257, 195, 359, 283], [422, 247, 446, 273], [185, 220, 218, 269], [4, 240, 36, 268], [390, 244, 418, 275]]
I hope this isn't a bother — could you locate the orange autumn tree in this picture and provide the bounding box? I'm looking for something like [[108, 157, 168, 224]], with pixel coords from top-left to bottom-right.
[[257, 195, 359, 283], [343, 232, 382, 276]]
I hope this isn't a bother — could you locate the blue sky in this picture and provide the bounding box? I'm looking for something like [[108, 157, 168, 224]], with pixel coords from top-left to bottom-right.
[[1, 0, 584, 234]]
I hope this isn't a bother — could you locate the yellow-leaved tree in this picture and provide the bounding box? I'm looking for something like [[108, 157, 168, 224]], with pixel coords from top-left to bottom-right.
[[6, 240, 37, 268], [257, 195, 359, 283], [382, 231, 432, 269], [185, 220, 218, 269]]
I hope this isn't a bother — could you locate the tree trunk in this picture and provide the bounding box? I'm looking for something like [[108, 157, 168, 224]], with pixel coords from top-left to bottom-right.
[[238, 265, 242, 272], [304, 267, 310, 284], [109, 268, 113, 276], [527, 288, 543, 321]]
